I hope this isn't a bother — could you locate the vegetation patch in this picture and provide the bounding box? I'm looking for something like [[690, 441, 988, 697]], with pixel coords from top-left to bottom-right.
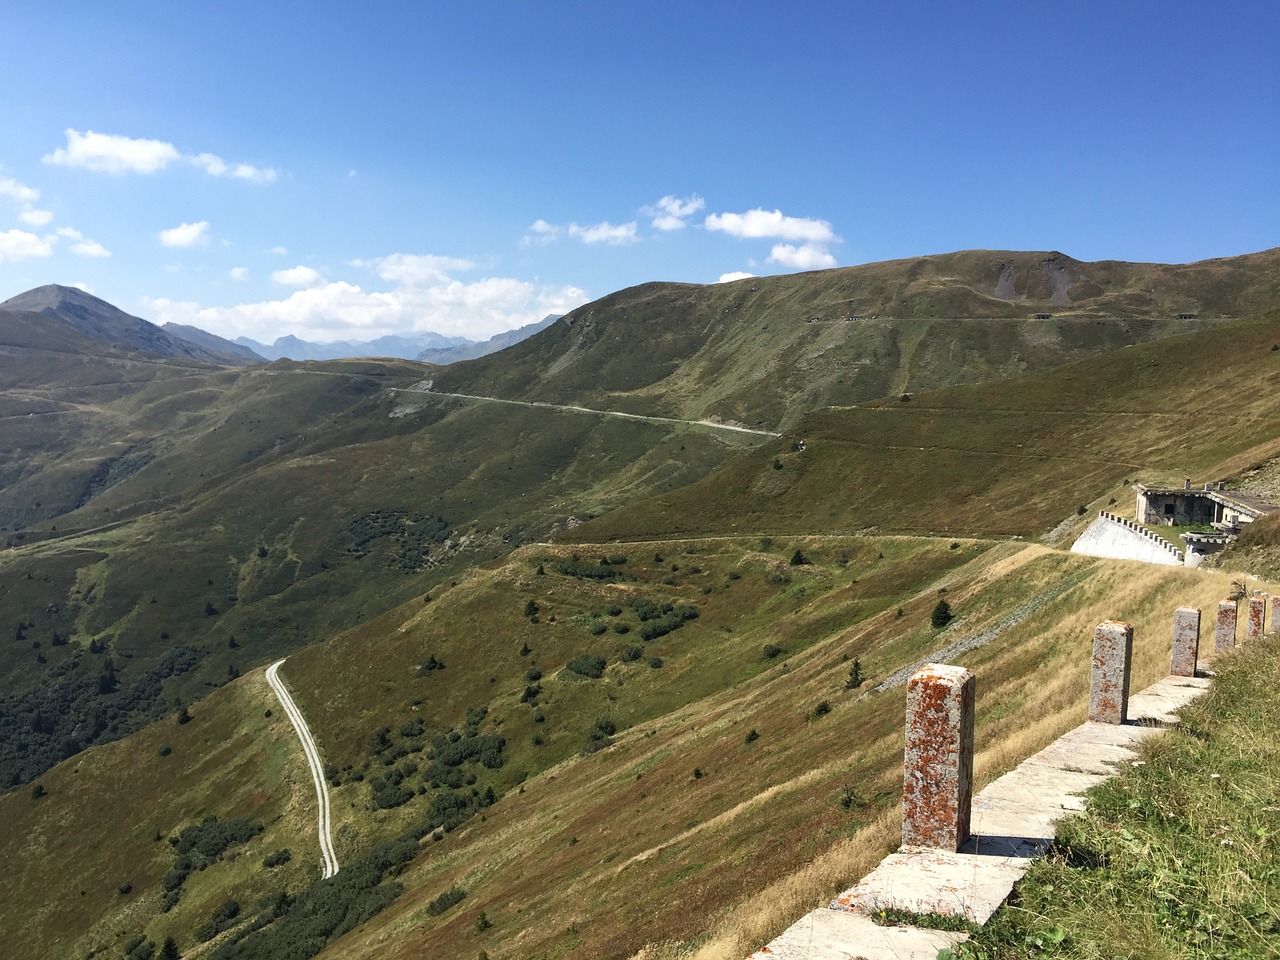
[[344, 508, 449, 571]]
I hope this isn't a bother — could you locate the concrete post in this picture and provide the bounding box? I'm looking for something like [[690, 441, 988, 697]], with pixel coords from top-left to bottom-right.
[[902, 663, 975, 851], [1247, 595, 1266, 641], [1216, 601, 1237, 654], [1271, 595, 1280, 635], [1089, 621, 1133, 724], [1170, 607, 1200, 678]]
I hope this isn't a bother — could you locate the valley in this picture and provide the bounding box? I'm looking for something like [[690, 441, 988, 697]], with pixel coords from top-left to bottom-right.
[[1, 248, 1278, 959]]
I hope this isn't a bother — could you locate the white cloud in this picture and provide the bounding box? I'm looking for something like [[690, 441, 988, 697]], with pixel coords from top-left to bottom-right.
[[704, 208, 836, 242], [357, 253, 476, 286], [188, 152, 278, 184], [44, 129, 277, 182], [648, 194, 705, 231], [271, 265, 325, 288], [268, 245, 288, 255], [142, 253, 589, 343], [229, 266, 249, 281], [717, 271, 756, 283], [0, 228, 54, 261], [45, 129, 180, 174], [0, 177, 53, 228], [158, 220, 210, 248], [520, 219, 561, 247], [767, 243, 837, 270], [0, 177, 39, 205], [567, 220, 638, 245], [57, 227, 110, 258]]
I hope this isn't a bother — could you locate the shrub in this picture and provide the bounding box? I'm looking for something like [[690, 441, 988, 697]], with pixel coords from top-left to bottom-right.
[[762, 644, 784, 660], [593, 717, 617, 737], [930, 600, 953, 629], [621, 645, 643, 662], [565, 654, 606, 679], [427, 887, 467, 916], [647, 656, 664, 669], [811, 700, 832, 719], [790, 549, 810, 566], [418, 654, 446, 675], [263, 848, 292, 868], [590, 623, 607, 635], [744, 729, 760, 744], [400, 717, 426, 738]]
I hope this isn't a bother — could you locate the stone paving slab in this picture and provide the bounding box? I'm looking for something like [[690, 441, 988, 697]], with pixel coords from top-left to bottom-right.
[[747, 674, 1213, 960], [829, 850, 1031, 924], [746, 907, 966, 960]]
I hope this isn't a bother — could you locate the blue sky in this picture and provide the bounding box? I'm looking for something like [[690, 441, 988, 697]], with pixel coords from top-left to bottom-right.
[[0, 1, 1275, 343]]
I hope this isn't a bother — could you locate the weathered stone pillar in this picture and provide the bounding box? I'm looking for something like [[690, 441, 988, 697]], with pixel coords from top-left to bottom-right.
[[902, 663, 975, 851], [1216, 601, 1237, 654], [1270, 595, 1280, 635], [1170, 607, 1200, 678], [1247, 595, 1266, 641], [1089, 621, 1132, 724]]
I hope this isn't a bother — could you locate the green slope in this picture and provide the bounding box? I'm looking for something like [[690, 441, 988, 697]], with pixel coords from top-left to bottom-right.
[[430, 248, 1280, 430], [575, 306, 1280, 543]]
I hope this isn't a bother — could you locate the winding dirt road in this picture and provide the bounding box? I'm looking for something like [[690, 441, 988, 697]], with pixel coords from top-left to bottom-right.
[[266, 659, 339, 879]]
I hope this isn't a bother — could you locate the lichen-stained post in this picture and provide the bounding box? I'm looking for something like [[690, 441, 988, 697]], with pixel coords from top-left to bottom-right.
[[1271, 595, 1280, 635], [1170, 607, 1200, 678], [1089, 621, 1133, 725], [1216, 600, 1237, 654], [1247, 595, 1266, 642], [902, 663, 975, 851]]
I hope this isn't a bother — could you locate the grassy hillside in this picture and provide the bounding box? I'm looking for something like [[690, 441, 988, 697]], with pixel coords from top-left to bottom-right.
[[1, 251, 1277, 959], [574, 306, 1280, 544], [0, 536, 1267, 960], [0, 358, 764, 788], [430, 248, 1280, 430]]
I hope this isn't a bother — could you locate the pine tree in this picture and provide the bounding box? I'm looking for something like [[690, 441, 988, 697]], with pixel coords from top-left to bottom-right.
[[844, 658, 864, 690]]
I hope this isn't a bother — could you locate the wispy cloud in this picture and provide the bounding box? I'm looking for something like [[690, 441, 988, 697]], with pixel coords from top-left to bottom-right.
[[0, 176, 53, 228], [523, 218, 639, 247], [57, 226, 111, 258], [229, 266, 249, 281], [45, 129, 277, 183], [646, 194, 705, 231], [567, 220, 638, 245], [716, 271, 755, 283], [158, 220, 210, 248]]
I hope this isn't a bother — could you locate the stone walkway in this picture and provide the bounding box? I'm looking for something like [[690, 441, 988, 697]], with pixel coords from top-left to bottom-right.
[[748, 674, 1211, 959]]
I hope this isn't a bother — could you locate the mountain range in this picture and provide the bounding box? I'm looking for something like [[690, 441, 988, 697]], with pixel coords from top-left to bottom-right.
[[0, 246, 1277, 960]]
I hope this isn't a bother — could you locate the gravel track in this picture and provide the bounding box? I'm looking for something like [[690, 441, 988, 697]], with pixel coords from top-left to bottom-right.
[[266, 659, 339, 879]]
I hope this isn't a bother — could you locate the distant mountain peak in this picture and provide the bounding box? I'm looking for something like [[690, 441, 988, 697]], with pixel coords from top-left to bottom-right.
[[0, 284, 257, 366]]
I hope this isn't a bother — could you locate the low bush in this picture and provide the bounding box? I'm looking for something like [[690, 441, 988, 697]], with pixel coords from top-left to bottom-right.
[[565, 654, 606, 679]]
